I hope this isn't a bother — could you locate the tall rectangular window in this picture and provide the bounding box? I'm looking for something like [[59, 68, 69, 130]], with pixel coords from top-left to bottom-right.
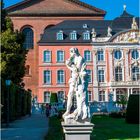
[[44, 70, 51, 84], [44, 91, 50, 103], [97, 50, 104, 61], [44, 50, 51, 62], [57, 51, 64, 62], [88, 91, 92, 102], [87, 70, 92, 83], [84, 50, 91, 62], [99, 91, 105, 101], [98, 69, 104, 82], [57, 70, 64, 84]]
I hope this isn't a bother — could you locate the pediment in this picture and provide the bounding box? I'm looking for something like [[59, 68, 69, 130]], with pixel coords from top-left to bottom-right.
[[6, 0, 106, 16], [110, 30, 140, 43]]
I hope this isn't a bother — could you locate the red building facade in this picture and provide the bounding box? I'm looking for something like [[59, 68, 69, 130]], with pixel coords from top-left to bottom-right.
[[6, 0, 105, 102]]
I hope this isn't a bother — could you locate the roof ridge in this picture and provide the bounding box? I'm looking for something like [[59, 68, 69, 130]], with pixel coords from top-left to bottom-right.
[[5, 0, 106, 15], [67, 0, 106, 14]]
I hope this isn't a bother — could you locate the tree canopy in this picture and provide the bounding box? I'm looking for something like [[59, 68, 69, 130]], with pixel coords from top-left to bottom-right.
[[1, 1, 27, 85]]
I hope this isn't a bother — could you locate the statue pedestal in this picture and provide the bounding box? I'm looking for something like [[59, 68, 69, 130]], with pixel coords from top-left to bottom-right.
[[61, 121, 94, 140]]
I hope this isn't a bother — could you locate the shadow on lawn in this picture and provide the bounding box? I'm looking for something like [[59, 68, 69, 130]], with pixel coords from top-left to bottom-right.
[[91, 116, 139, 140]]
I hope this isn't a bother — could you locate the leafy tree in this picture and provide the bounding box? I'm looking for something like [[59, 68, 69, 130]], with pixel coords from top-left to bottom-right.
[[1, 1, 27, 85]]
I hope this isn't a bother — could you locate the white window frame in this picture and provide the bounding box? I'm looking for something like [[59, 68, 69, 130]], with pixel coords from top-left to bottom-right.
[[132, 66, 140, 81], [87, 69, 92, 83], [98, 69, 105, 82], [114, 50, 122, 60], [131, 50, 139, 60], [88, 91, 92, 102], [115, 66, 123, 82], [84, 50, 91, 62], [57, 70, 65, 84], [97, 50, 104, 61], [70, 31, 77, 40], [44, 70, 51, 84], [44, 91, 50, 103], [83, 31, 90, 40], [56, 30, 63, 40], [57, 50, 64, 63], [99, 91, 105, 102], [43, 50, 51, 63]]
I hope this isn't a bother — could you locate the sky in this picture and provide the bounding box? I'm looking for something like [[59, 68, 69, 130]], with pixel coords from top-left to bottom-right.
[[3, 0, 139, 20]]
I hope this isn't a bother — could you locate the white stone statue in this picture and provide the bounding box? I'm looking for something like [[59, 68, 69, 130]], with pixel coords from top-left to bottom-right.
[[131, 17, 138, 30], [107, 26, 112, 37], [63, 48, 90, 123]]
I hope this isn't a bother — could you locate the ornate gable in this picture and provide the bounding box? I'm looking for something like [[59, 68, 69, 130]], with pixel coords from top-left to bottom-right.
[[111, 30, 140, 43], [6, 0, 106, 17]]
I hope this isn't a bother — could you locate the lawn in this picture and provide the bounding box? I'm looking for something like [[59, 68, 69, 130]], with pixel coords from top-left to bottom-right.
[[91, 115, 139, 140], [45, 115, 139, 140]]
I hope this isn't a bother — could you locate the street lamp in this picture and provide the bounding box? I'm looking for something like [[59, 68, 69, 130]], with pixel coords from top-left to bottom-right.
[[5, 79, 11, 127]]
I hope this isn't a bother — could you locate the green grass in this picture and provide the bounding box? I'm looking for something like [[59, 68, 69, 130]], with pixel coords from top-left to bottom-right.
[[45, 115, 139, 140], [44, 116, 64, 140], [91, 115, 139, 140]]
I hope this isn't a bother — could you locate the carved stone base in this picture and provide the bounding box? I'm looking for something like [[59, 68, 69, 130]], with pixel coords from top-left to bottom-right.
[[61, 120, 94, 140]]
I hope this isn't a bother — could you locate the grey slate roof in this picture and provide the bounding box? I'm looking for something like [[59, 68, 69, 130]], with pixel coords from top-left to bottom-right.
[[38, 10, 140, 45]]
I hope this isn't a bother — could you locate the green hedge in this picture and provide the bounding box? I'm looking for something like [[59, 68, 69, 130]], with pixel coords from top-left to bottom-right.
[[50, 93, 58, 104], [126, 94, 139, 124], [1, 80, 32, 123]]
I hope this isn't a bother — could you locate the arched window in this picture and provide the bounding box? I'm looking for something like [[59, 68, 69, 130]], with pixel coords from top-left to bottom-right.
[[22, 27, 34, 49], [44, 50, 51, 62], [84, 50, 91, 62], [70, 31, 77, 40], [56, 30, 63, 40], [115, 67, 122, 81], [25, 65, 30, 75], [132, 66, 140, 81], [114, 50, 122, 59], [57, 70, 65, 84], [132, 50, 139, 59], [83, 31, 90, 40], [44, 91, 50, 103]]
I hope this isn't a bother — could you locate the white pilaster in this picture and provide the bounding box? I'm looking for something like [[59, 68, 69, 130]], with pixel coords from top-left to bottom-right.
[[125, 50, 129, 81], [127, 88, 130, 99], [105, 90, 108, 102], [93, 88, 99, 101], [93, 50, 98, 85], [113, 89, 116, 101], [109, 49, 113, 82]]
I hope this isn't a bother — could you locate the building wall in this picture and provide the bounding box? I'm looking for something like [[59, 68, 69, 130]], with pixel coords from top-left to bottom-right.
[[10, 16, 103, 97], [92, 44, 140, 102], [38, 45, 93, 103]]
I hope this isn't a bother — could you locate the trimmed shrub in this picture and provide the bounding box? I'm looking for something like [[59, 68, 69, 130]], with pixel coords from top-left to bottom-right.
[[126, 94, 139, 124], [109, 111, 126, 118], [50, 93, 58, 104]]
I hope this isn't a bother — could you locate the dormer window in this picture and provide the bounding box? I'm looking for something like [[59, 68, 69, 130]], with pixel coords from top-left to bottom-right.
[[56, 30, 63, 40], [70, 31, 77, 40], [83, 30, 90, 40]]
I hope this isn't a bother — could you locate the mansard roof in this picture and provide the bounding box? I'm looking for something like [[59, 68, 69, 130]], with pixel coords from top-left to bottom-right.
[[38, 13, 139, 45], [6, 0, 106, 17]]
